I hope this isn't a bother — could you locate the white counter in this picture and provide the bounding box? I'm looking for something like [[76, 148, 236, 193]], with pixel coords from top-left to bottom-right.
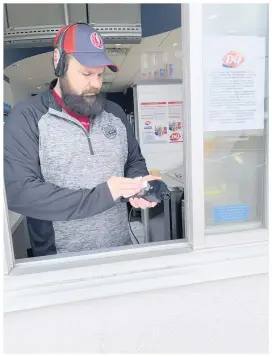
[[161, 173, 184, 191], [8, 211, 24, 234]]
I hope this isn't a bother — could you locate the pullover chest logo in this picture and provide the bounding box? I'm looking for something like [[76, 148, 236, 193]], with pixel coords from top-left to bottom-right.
[[101, 124, 117, 139]]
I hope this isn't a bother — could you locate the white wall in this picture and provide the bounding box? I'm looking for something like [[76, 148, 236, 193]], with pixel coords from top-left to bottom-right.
[[10, 80, 29, 104], [4, 80, 14, 107], [4, 274, 268, 354], [4, 79, 29, 107]]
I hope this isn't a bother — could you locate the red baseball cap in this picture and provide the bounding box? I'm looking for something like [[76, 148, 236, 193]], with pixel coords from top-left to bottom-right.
[[54, 23, 118, 72]]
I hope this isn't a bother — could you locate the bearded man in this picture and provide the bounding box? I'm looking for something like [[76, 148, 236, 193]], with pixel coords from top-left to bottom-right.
[[4, 23, 158, 257]]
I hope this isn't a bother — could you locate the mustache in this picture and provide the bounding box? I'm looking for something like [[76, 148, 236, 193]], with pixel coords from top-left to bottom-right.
[[81, 88, 100, 96]]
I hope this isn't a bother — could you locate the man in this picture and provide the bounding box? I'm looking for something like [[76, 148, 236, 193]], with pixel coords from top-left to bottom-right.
[[4, 23, 159, 257]]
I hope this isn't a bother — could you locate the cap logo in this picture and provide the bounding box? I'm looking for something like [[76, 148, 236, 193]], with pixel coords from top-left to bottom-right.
[[90, 32, 103, 49]]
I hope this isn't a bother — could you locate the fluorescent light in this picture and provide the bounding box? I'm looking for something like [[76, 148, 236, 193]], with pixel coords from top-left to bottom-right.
[[172, 43, 178, 47]]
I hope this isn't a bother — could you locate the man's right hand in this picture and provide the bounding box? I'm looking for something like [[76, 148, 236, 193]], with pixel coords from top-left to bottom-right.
[[107, 176, 143, 201]]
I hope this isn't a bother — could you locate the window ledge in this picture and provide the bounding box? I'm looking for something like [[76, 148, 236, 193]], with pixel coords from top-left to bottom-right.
[[4, 241, 268, 313]]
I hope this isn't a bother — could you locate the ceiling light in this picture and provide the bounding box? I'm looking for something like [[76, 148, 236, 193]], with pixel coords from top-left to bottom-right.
[[37, 86, 41, 89], [28, 77, 32, 80], [172, 43, 178, 47], [115, 44, 121, 46], [12, 63, 19, 67]]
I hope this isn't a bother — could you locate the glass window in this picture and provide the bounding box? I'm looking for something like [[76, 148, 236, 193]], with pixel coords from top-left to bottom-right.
[[4, 4, 185, 263], [202, 4, 269, 234]]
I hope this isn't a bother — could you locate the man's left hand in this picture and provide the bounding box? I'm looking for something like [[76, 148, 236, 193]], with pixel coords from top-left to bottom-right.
[[129, 197, 157, 209], [129, 174, 161, 209]]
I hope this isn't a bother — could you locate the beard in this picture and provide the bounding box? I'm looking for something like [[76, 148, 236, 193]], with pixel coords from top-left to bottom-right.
[[59, 75, 105, 117]]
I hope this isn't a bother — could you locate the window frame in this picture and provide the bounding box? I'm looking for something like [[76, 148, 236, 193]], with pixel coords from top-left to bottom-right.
[[199, 3, 269, 248], [3, 3, 269, 312], [4, 189, 15, 275]]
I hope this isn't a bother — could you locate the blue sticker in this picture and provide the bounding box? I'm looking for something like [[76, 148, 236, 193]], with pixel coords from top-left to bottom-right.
[[213, 204, 250, 223], [160, 69, 165, 78], [4, 102, 11, 114], [169, 64, 174, 78]]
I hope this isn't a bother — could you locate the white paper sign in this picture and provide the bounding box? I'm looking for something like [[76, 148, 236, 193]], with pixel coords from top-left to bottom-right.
[[135, 84, 184, 172], [140, 102, 167, 121], [203, 36, 266, 131], [168, 101, 183, 143]]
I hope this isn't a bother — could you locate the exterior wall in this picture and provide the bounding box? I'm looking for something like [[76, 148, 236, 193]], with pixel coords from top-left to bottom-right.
[[4, 274, 268, 354]]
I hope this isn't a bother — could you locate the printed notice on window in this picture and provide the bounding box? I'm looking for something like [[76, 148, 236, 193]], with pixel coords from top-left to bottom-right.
[[140, 102, 167, 121], [168, 101, 183, 143], [203, 36, 265, 131]]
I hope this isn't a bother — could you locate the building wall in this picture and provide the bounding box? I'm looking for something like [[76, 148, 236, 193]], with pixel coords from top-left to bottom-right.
[[10, 81, 29, 104], [4, 79, 29, 107], [4, 273, 268, 354], [4, 80, 14, 107]]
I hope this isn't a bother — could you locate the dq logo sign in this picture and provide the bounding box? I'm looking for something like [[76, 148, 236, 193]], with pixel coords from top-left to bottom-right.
[[170, 133, 181, 141], [222, 51, 244, 68], [144, 120, 152, 130]]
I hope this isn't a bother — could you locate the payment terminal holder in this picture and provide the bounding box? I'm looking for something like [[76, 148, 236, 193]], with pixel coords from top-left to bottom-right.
[[121, 178, 171, 243], [121, 179, 171, 204]]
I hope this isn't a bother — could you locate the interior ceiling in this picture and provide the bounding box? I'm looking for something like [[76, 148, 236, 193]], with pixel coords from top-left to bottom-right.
[[4, 27, 182, 94]]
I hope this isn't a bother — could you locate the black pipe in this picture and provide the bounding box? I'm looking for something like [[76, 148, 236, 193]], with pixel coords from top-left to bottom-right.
[[86, 4, 89, 24], [5, 4, 10, 28]]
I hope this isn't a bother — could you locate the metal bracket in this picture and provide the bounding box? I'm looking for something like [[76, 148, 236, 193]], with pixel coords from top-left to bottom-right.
[[4, 23, 142, 48]]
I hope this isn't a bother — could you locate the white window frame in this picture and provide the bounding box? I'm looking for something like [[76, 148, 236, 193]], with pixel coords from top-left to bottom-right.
[[3, 189, 15, 275], [3, 4, 269, 313]]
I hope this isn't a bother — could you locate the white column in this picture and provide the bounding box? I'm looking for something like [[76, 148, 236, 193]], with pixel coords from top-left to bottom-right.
[[3, 189, 15, 275], [182, 4, 205, 249]]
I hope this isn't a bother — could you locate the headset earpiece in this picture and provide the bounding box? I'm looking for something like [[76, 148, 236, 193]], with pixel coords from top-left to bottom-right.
[[54, 27, 68, 78], [55, 51, 67, 78], [54, 22, 89, 78]]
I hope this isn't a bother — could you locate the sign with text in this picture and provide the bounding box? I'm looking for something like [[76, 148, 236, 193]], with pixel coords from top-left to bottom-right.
[[213, 204, 250, 223], [203, 36, 265, 131]]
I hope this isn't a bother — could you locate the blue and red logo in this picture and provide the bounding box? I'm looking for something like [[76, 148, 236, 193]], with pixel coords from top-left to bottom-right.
[[170, 133, 181, 142], [91, 32, 104, 49], [222, 51, 244, 68]]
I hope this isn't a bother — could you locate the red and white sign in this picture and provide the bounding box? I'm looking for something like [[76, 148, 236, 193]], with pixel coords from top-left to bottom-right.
[[140, 101, 167, 121], [203, 36, 265, 131], [170, 132, 181, 142], [141, 102, 167, 105], [91, 32, 103, 49], [222, 50, 244, 68]]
